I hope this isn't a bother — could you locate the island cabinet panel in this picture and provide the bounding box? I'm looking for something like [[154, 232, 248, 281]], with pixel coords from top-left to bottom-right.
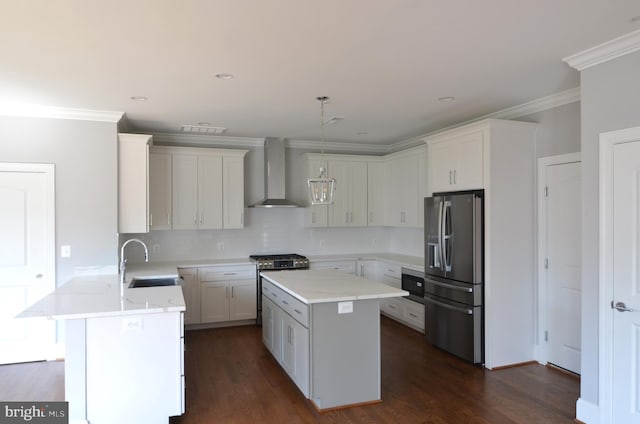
[[85, 312, 184, 424], [309, 299, 380, 410]]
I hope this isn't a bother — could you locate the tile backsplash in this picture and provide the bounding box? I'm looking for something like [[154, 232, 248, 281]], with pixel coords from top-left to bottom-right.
[[120, 208, 424, 263]]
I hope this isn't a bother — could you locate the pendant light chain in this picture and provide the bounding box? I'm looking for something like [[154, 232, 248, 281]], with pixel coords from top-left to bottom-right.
[[318, 96, 328, 177], [307, 95, 336, 205]]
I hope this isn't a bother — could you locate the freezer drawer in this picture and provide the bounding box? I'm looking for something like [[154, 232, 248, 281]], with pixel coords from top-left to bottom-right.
[[424, 275, 482, 306], [425, 295, 483, 364]]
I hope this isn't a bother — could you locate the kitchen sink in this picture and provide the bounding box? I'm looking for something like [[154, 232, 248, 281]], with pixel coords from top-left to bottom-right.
[[128, 277, 178, 288]]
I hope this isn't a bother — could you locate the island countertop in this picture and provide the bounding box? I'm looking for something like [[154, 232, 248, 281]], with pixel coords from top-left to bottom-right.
[[17, 273, 185, 320], [260, 269, 408, 304]]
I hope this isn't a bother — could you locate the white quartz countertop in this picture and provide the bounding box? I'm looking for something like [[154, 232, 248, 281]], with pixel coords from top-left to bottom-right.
[[17, 273, 185, 320], [260, 269, 409, 304]]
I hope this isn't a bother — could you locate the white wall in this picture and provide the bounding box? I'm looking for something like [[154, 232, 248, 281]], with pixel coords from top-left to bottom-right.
[[578, 50, 640, 411], [0, 116, 119, 284]]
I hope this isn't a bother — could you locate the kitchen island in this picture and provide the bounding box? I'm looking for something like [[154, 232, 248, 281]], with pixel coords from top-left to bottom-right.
[[260, 269, 408, 411], [18, 273, 185, 424]]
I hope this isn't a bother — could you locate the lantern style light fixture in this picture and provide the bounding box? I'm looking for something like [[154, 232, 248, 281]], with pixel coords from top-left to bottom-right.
[[307, 96, 336, 205]]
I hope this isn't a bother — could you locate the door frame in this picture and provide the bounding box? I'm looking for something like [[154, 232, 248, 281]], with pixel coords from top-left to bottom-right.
[[536, 152, 581, 365], [0, 162, 56, 359], [598, 125, 640, 423]]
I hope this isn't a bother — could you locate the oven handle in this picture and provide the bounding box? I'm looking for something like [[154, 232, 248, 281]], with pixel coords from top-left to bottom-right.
[[424, 295, 473, 315], [425, 278, 473, 293]]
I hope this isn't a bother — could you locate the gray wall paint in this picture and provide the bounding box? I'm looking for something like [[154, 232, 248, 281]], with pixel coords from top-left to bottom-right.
[[0, 116, 119, 285], [578, 50, 640, 406], [519, 101, 581, 158]]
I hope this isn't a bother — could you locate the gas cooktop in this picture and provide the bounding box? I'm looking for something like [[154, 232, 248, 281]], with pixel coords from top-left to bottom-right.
[[249, 254, 309, 270]]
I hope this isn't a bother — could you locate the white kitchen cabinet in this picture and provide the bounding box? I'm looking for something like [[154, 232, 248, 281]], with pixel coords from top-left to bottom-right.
[[417, 146, 428, 228], [198, 265, 256, 324], [367, 161, 385, 226], [179, 268, 199, 325], [152, 146, 247, 230], [149, 152, 172, 230], [223, 155, 245, 229], [118, 133, 152, 234], [427, 129, 484, 194], [384, 146, 424, 227], [305, 156, 329, 227], [376, 261, 425, 333], [356, 259, 378, 279], [327, 158, 367, 227], [310, 259, 356, 274]]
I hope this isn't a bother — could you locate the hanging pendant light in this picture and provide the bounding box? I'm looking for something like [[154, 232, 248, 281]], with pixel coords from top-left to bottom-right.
[[308, 96, 336, 205]]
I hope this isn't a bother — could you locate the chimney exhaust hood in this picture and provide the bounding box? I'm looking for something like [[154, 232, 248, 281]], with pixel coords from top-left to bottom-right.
[[249, 138, 302, 208]]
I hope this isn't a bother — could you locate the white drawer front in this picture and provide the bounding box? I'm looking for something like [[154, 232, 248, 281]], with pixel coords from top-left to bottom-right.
[[199, 266, 254, 282]]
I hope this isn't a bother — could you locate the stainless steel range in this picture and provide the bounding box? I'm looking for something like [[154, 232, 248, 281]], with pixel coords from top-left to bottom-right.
[[250, 254, 309, 325]]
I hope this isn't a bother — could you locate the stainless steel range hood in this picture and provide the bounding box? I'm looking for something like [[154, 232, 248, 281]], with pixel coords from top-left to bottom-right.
[[249, 138, 302, 208]]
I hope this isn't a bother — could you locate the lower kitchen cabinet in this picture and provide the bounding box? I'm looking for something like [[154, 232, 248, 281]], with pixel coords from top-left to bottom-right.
[[263, 295, 309, 396], [178, 268, 199, 325], [375, 261, 425, 333], [199, 265, 256, 324], [309, 259, 356, 274]]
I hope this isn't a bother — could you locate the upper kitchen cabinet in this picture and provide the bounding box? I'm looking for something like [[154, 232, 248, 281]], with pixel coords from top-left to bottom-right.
[[152, 146, 247, 230], [327, 158, 367, 227], [118, 133, 152, 234], [367, 161, 385, 226], [305, 154, 378, 228], [149, 152, 172, 230], [426, 128, 484, 194], [384, 145, 426, 228], [304, 156, 329, 228]]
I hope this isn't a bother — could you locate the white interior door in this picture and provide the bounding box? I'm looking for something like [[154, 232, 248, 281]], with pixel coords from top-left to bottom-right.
[[611, 139, 640, 423], [0, 163, 55, 364], [545, 161, 582, 374]]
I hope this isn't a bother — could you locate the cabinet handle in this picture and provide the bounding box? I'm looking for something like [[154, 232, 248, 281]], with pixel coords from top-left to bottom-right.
[[231, 286, 234, 298], [453, 170, 457, 184], [194, 214, 198, 225], [311, 211, 316, 224], [294, 309, 302, 315], [409, 313, 418, 318], [449, 170, 452, 184], [167, 214, 171, 225], [271, 292, 277, 298], [226, 286, 229, 299], [200, 213, 203, 225], [150, 213, 153, 227], [350, 212, 353, 223], [282, 300, 289, 306], [224, 272, 237, 275], [389, 304, 397, 310], [360, 265, 364, 276]]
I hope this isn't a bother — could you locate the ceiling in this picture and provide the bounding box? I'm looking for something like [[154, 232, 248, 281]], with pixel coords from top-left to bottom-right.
[[1, 1, 639, 147]]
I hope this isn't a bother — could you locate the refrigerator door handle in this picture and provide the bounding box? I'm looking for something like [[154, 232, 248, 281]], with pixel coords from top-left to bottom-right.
[[437, 200, 445, 270], [425, 278, 473, 293], [425, 295, 473, 315], [442, 200, 452, 271]]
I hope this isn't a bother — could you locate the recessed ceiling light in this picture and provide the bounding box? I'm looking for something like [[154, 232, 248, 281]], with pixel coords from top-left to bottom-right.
[[215, 73, 234, 80], [130, 96, 148, 101], [438, 96, 455, 102]]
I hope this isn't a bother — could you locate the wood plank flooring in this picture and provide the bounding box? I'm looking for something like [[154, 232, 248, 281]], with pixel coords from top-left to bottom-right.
[[0, 317, 579, 423]]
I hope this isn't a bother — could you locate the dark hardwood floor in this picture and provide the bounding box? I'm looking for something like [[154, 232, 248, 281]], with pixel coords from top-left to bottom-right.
[[0, 317, 579, 423]]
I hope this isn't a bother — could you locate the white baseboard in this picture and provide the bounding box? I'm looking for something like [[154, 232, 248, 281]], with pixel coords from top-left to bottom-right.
[[576, 398, 599, 424]]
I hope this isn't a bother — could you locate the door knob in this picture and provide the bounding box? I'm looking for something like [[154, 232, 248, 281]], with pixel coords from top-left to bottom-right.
[[612, 301, 635, 312]]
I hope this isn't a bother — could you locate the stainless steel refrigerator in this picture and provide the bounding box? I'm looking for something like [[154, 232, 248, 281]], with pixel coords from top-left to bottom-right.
[[424, 190, 484, 364]]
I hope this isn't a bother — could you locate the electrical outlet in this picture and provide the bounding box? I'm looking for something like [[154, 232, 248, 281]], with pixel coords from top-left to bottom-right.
[[61, 245, 71, 258], [122, 317, 143, 332]]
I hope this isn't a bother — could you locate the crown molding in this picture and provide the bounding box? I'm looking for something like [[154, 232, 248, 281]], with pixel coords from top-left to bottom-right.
[[0, 103, 123, 122], [563, 29, 640, 71], [151, 132, 265, 147], [390, 87, 580, 148], [286, 138, 390, 154]]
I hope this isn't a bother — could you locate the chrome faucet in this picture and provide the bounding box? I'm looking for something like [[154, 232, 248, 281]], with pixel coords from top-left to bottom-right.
[[119, 238, 149, 297]]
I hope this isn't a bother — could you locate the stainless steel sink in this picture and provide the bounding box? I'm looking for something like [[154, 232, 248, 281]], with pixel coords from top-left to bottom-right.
[[128, 277, 177, 288]]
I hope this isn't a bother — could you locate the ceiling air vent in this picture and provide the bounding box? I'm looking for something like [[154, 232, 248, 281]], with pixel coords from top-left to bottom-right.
[[181, 124, 227, 134]]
